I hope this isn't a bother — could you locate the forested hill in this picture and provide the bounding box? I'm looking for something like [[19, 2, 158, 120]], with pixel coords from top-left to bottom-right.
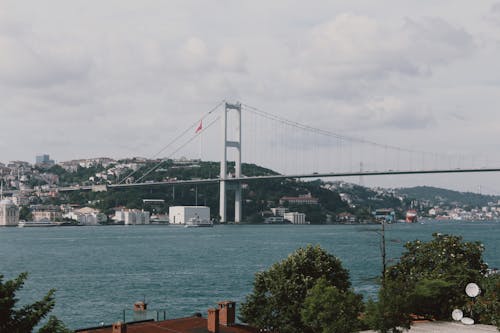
[[397, 186, 500, 207], [24, 159, 500, 223]]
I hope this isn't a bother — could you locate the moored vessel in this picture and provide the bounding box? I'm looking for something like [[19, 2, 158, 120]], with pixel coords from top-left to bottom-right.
[[184, 217, 213, 228], [18, 220, 60, 227]]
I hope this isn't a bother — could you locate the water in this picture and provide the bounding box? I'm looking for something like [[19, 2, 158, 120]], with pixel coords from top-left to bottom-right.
[[0, 221, 499, 329]]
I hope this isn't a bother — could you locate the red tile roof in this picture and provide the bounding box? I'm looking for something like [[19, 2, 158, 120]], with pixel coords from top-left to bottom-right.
[[77, 316, 258, 333]]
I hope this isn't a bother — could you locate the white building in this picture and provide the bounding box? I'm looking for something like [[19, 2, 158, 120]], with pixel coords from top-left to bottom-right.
[[284, 212, 307, 224], [169, 206, 210, 225], [64, 207, 106, 225], [271, 207, 288, 216], [114, 209, 150, 225], [0, 198, 19, 226]]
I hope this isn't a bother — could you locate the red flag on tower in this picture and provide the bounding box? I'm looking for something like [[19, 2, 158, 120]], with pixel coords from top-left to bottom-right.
[[195, 120, 203, 133]]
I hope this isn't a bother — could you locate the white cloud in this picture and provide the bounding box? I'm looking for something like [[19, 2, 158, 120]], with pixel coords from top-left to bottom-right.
[[486, 2, 500, 25], [283, 14, 475, 101], [0, 35, 91, 87], [217, 46, 247, 72], [178, 37, 210, 70], [0, 0, 498, 194]]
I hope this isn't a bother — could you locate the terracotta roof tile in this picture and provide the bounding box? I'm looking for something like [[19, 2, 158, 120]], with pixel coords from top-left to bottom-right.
[[77, 316, 258, 333]]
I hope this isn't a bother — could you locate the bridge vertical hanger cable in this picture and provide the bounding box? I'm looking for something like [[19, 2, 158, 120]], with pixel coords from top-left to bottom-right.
[[241, 102, 476, 174]]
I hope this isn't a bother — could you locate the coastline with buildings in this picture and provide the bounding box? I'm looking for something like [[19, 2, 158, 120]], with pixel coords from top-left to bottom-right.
[[2, 154, 500, 228]]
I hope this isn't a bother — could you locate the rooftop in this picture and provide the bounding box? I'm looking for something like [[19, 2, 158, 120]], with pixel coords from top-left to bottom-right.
[[76, 316, 258, 333]]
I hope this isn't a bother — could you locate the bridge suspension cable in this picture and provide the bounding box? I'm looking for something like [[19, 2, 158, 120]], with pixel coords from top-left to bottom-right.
[[133, 115, 220, 184], [242, 102, 438, 156], [240, 102, 472, 173], [118, 100, 224, 184]]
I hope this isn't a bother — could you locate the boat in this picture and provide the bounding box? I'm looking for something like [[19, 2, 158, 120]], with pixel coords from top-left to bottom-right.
[[405, 210, 418, 223], [184, 217, 213, 228], [18, 220, 60, 227]]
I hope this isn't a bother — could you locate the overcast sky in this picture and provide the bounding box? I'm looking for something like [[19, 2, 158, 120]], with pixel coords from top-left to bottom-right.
[[1, 1, 500, 192]]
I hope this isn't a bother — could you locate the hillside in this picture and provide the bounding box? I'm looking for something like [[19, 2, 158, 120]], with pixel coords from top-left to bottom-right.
[[48, 161, 349, 224], [397, 186, 500, 208], [9, 158, 500, 223]]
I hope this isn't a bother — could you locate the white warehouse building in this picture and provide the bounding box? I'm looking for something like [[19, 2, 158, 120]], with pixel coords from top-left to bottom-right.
[[169, 206, 210, 225]]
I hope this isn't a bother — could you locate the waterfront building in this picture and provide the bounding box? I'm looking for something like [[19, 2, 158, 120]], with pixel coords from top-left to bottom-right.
[[336, 212, 357, 223], [373, 208, 395, 223], [64, 207, 107, 225], [0, 198, 19, 226], [31, 205, 62, 222], [169, 206, 210, 225], [270, 207, 288, 216], [114, 208, 150, 225], [284, 211, 307, 224]]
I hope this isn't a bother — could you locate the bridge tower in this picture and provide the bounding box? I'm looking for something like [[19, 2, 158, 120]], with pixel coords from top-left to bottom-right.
[[220, 102, 242, 223]]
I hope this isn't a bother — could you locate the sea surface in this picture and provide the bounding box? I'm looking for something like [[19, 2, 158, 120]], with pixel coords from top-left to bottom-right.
[[0, 221, 499, 329]]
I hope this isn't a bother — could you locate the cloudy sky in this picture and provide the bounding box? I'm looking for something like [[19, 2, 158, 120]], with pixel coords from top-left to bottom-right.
[[1, 1, 500, 191]]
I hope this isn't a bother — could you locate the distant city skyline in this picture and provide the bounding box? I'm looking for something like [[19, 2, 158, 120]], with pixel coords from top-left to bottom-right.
[[1, 1, 500, 192]]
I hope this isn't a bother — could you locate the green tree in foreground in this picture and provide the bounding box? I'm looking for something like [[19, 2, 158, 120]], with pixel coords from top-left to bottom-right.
[[0, 272, 71, 333], [240, 245, 362, 333], [366, 233, 489, 332], [301, 278, 364, 333]]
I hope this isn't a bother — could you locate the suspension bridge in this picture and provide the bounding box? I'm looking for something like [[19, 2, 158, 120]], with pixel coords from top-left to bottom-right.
[[46, 100, 500, 223]]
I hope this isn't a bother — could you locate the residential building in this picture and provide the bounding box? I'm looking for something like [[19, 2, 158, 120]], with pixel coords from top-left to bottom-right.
[[35, 154, 55, 166], [279, 193, 319, 205], [32, 206, 62, 222], [337, 212, 357, 223], [11, 193, 30, 206]]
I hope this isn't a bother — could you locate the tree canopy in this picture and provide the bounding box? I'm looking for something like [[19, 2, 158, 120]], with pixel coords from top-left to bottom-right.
[[239, 245, 361, 333], [301, 277, 363, 333], [366, 233, 490, 332]]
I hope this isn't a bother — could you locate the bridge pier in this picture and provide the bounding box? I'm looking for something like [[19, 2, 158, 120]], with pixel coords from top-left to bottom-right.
[[219, 102, 242, 223]]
